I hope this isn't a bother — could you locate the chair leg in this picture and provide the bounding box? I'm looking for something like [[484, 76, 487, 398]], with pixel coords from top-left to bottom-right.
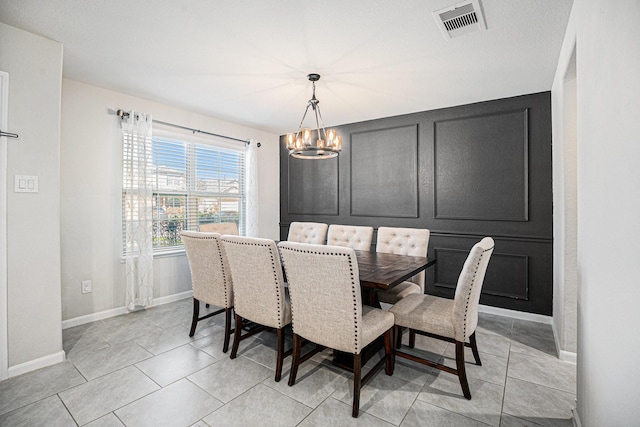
[[275, 328, 285, 382], [352, 353, 362, 418], [230, 313, 243, 359], [288, 333, 302, 387], [469, 332, 482, 366], [384, 328, 394, 376], [395, 325, 403, 349], [189, 298, 200, 337], [222, 307, 232, 353], [455, 340, 472, 399], [409, 329, 416, 348]]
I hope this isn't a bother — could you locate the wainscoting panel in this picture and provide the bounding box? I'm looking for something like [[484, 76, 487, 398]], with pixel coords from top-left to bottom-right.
[[350, 125, 418, 217], [433, 247, 529, 300], [434, 109, 529, 221]]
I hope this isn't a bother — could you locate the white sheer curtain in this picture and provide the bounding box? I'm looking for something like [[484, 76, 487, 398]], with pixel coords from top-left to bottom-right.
[[245, 139, 259, 237], [122, 111, 154, 310]]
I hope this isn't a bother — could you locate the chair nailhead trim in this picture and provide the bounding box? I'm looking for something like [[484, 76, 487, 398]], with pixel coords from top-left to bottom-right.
[[222, 237, 287, 327], [214, 239, 231, 305], [280, 245, 361, 352], [461, 245, 493, 340]]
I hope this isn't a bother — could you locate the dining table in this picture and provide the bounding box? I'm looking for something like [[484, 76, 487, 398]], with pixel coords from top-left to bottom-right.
[[331, 249, 437, 371], [353, 249, 437, 308]]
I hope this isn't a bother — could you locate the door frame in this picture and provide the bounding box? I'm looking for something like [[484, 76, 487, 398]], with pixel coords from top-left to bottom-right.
[[0, 70, 9, 380]]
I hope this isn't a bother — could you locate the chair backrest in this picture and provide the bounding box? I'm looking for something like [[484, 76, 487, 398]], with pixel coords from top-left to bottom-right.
[[180, 231, 233, 308], [287, 222, 328, 244], [199, 222, 239, 235], [376, 227, 430, 290], [221, 235, 288, 329], [452, 237, 495, 341], [327, 224, 374, 251], [278, 241, 364, 354]]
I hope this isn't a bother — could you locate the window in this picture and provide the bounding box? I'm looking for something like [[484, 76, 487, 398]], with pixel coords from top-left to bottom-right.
[[123, 133, 246, 254]]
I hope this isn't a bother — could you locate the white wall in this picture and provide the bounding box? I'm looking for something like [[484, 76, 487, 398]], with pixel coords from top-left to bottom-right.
[[552, 44, 578, 359], [0, 23, 64, 370], [552, 1, 640, 424], [61, 79, 280, 321]]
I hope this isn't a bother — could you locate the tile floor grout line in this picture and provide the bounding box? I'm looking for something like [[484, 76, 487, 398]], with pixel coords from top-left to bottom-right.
[[505, 373, 577, 396], [498, 333, 513, 426], [81, 364, 167, 426], [113, 410, 128, 426], [55, 393, 81, 427]]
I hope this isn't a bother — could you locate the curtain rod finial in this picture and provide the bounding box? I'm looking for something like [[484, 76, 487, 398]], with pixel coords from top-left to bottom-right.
[[115, 109, 129, 119]]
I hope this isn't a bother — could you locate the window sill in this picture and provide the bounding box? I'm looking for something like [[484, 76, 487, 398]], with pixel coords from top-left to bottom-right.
[[154, 249, 187, 259], [120, 248, 186, 263]]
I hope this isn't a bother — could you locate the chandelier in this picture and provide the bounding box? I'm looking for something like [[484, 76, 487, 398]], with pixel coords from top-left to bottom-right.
[[286, 74, 342, 159]]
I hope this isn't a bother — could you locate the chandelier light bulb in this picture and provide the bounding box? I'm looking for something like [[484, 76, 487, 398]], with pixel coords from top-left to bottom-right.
[[334, 135, 342, 150], [286, 133, 295, 149], [302, 128, 312, 146]]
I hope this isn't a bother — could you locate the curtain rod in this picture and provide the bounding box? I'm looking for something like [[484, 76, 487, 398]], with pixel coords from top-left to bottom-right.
[[114, 109, 260, 147]]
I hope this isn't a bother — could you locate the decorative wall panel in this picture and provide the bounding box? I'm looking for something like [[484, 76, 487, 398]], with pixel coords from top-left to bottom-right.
[[287, 156, 338, 215], [350, 125, 419, 217], [434, 247, 529, 300], [434, 109, 529, 221]]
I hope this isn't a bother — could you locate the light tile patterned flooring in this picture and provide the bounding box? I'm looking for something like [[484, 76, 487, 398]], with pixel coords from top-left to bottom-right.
[[0, 299, 576, 426]]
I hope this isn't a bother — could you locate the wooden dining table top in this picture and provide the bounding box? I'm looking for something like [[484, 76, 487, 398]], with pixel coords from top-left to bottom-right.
[[353, 250, 437, 291]]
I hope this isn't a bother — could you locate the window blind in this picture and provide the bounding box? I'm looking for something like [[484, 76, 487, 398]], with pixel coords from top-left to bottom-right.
[[123, 134, 246, 254]]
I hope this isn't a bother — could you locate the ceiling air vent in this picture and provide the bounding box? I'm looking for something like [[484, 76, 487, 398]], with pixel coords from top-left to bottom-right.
[[433, 0, 486, 40]]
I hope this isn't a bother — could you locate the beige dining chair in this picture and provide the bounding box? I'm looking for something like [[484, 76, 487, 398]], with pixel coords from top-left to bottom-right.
[[287, 222, 328, 244], [180, 231, 234, 353], [326, 224, 374, 251], [389, 237, 495, 400], [199, 222, 239, 235], [375, 227, 430, 305], [221, 235, 292, 382], [278, 241, 395, 418]]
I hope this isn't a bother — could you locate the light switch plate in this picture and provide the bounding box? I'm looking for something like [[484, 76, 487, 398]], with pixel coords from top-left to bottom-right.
[[14, 175, 38, 193]]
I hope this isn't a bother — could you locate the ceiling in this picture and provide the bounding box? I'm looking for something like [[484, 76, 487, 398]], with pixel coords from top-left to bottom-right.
[[0, 0, 573, 135]]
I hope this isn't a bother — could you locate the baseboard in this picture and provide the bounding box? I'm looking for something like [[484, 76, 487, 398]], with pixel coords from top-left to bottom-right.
[[478, 304, 552, 324], [8, 350, 66, 378], [572, 407, 582, 427], [62, 305, 129, 329], [152, 290, 193, 306], [62, 290, 193, 329], [559, 350, 577, 364], [551, 320, 578, 363]]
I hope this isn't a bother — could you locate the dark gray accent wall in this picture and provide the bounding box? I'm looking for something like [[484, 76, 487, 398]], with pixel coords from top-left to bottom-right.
[[287, 156, 339, 215], [280, 92, 553, 315], [350, 125, 419, 218], [434, 109, 529, 221]]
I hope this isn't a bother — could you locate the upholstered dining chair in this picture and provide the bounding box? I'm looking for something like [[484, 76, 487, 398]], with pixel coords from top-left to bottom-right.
[[326, 224, 374, 251], [287, 221, 328, 244], [221, 235, 292, 382], [199, 222, 239, 235], [278, 241, 395, 418], [376, 227, 430, 305], [180, 231, 234, 353], [389, 237, 495, 400]]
